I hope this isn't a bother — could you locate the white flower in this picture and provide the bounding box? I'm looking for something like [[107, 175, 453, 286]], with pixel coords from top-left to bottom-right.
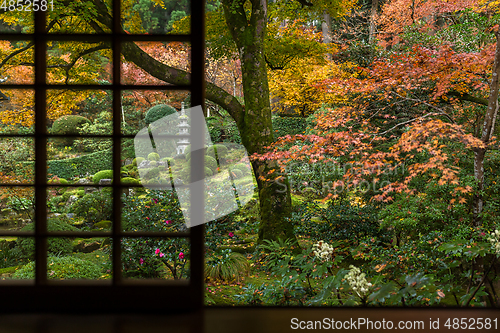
[[312, 241, 334, 262], [345, 265, 372, 298], [487, 229, 500, 256]]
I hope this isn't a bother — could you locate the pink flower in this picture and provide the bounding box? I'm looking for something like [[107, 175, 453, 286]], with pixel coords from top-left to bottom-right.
[[146, 217, 150, 220], [179, 252, 184, 260], [229, 232, 234, 238], [481, 232, 486, 236], [152, 198, 158, 204], [155, 248, 160, 255], [160, 253, 164, 258], [139, 258, 144, 265], [165, 220, 171, 224]]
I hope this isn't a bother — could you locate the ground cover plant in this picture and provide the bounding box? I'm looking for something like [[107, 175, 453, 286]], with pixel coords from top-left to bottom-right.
[[0, 0, 500, 309]]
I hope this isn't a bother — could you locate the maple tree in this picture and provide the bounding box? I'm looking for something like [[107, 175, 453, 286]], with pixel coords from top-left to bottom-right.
[[0, 0, 357, 243], [256, 0, 500, 234]]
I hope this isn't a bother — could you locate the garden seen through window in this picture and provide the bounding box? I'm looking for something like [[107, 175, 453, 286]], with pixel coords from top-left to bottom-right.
[[1, 0, 500, 311]]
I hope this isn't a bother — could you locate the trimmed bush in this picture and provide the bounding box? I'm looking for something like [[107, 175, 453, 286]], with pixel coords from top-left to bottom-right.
[[145, 104, 177, 125], [204, 155, 218, 173], [234, 163, 252, 175], [133, 157, 145, 166], [13, 256, 103, 280], [92, 170, 113, 184], [18, 219, 79, 255], [51, 115, 91, 135], [206, 144, 229, 160], [121, 177, 140, 185], [149, 161, 157, 167], [205, 167, 213, 177], [145, 167, 160, 179], [148, 152, 160, 161], [50, 115, 91, 147], [161, 157, 175, 166], [22, 149, 113, 179]]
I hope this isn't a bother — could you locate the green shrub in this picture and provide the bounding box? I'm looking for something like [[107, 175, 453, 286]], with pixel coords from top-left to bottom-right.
[[230, 169, 244, 179], [61, 191, 73, 201], [184, 155, 218, 173], [69, 191, 113, 224], [204, 155, 218, 173], [206, 144, 229, 160], [92, 170, 113, 184], [149, 161, 157, 167], [271, 115, 307, 138], [158, 165, 166, 171], [23, 149, 113, 179], [18, 219, 79, 255], [234, 163, 252, 175], [148, 152, 160, 161], [12, 256, 103, 280], [161, 157, 175, 166], [145, 104, 177, 125], [205, 167, 213, 177], [48, 177, 69, 185], [121, 177, 140, 185], [51, 115, 91, 136], [205, 249, 250, 282], [295, 199, 382, 246], [145, 167, 160, 179], [207, 118, 242, 144], [133, 157, 145, 166]]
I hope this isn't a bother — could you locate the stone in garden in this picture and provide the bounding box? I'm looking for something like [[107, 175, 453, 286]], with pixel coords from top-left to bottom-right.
[[99, 179, 112, 185], [65, 196, 78, 209], [76, 178, 91, 185], [82, 242, 101, 253], [85, 187, 98, 194], [73, 240, 85, 252], [138, 160, 149, 168], [66, 213, 75, 219]]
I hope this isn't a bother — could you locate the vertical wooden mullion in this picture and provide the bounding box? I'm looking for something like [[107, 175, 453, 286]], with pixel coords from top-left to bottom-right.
[[112, 0, 123, 285], [34, 10, 48, 285], [190, 0, 206, 310]]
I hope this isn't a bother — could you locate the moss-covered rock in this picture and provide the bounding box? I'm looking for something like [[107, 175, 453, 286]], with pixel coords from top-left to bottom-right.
[[92, 170, 113, 184], [93, 220, 112, 230]]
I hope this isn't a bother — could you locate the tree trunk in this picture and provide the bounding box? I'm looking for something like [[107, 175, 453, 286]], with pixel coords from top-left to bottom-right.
[[369, 0, 379, 44], [222, 0, 296, 243], [322, 11, 332, 60], [92, 0, 297, 243], [473, 29, 500, 227]]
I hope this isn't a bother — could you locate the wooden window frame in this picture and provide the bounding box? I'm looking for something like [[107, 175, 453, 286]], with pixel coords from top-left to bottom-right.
[[0, 0, 205, 313]]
